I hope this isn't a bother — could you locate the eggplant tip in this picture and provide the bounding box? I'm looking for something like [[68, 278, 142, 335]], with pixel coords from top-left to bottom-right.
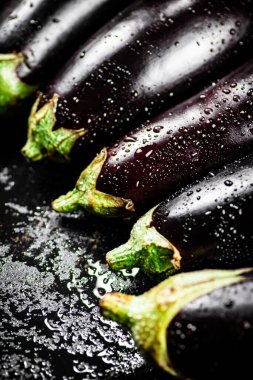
[[106, 243, 138, 270], [106, 208, 181, 275], [100, 292, 133, 326], [52, 147, 135, 217], [52, 189, 81, 213], [0, 53, 35, 110], [22, 92, 85, 161]]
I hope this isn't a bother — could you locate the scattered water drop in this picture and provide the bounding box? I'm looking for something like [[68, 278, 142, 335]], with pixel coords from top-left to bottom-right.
[[204, 108, 213, 115]]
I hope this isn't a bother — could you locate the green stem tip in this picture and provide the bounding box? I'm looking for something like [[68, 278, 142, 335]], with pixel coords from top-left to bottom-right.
[[52, 148, 135, 218], [100, 292, 133, 326], [0, 53, 36, 111], [100, 267, 252, 377], [106, 207, 181, 276], [21, 92, 86, 161]]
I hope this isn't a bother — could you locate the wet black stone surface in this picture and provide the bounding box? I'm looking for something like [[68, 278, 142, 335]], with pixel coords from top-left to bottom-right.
[[0, 129, 170, 379]]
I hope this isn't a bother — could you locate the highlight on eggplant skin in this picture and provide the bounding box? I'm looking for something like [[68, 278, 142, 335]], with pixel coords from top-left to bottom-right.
[[106, 154, 253, 277], [0, 0, 132, 111], [100, 268, 253, 379], [22, 0, 253, 161], [53, 57, 253, 217], [97, 58, 253, 207]]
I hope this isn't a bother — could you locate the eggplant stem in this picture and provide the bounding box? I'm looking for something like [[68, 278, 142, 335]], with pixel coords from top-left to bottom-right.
[[99, 293, 133, 327], [21, 92, 86, 161], [106, 207, 181, 276], [0, 53, 36, 112], [52, 148, 135, 217]]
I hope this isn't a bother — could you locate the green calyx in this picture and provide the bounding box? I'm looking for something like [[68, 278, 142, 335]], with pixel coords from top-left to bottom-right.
[[21, 93, 86, 161], [0, 53, 36, 111], [52, 148, 135, 217], [100, 268, 251, 378], [106, 207, 181, 276]]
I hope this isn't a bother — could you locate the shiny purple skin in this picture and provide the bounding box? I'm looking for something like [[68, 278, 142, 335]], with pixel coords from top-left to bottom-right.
[[0, 0, 131, 85], [44, 0, 253, 156], [0, 0, 58, 54], [151, 153, 253, 271], [98, 58, 253, 208], [167, 274, 253, 379]]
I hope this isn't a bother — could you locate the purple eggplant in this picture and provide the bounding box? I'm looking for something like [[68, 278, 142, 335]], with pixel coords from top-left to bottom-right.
[[22, 0, 253, 162], [100, 268, 253, 379], [106, 153, 253, 276], [0, 0, 131, 111], [53, 58, 253, 218]]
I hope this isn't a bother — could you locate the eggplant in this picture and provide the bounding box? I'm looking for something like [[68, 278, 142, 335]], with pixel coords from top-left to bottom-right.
[[0, 0, 132, 111], [52, 58, 253, 217], [22, 0, 253, 162], [100, 268, 253, 379], [106, 154, 253, 276]]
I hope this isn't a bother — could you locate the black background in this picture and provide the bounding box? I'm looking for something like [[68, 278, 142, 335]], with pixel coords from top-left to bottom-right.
[[0, 114, 171, 380]]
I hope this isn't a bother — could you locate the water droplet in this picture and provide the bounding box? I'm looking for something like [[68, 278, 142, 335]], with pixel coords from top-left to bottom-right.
[[224, 299, 234, 308], [44, 318, 61, 331], [135, 148, 143, 158], [134, 145, 155, 159], [153, 125, 164, 133], [224, 180, 233, 186], [233, 95, 240, 102], [204, 108, 213, 115], [124, 136, 137, 143], [222, 88, 231, 94]]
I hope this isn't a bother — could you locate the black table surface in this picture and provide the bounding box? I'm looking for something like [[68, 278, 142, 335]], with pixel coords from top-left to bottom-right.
[[0, 120, 171, 380]]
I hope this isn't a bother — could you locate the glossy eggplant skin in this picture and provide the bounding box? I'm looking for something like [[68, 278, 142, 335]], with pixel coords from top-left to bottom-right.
[[167, 274, 253, 380], [44, 0, 253, 156], [0, 0, 132, 85], [152, 154, 253, 271], [0, 0, 59, 55], [98, 58, 253, 209]]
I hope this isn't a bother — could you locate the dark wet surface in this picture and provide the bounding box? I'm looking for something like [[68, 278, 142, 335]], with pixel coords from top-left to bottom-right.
[[0, 128, 170, 379]]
